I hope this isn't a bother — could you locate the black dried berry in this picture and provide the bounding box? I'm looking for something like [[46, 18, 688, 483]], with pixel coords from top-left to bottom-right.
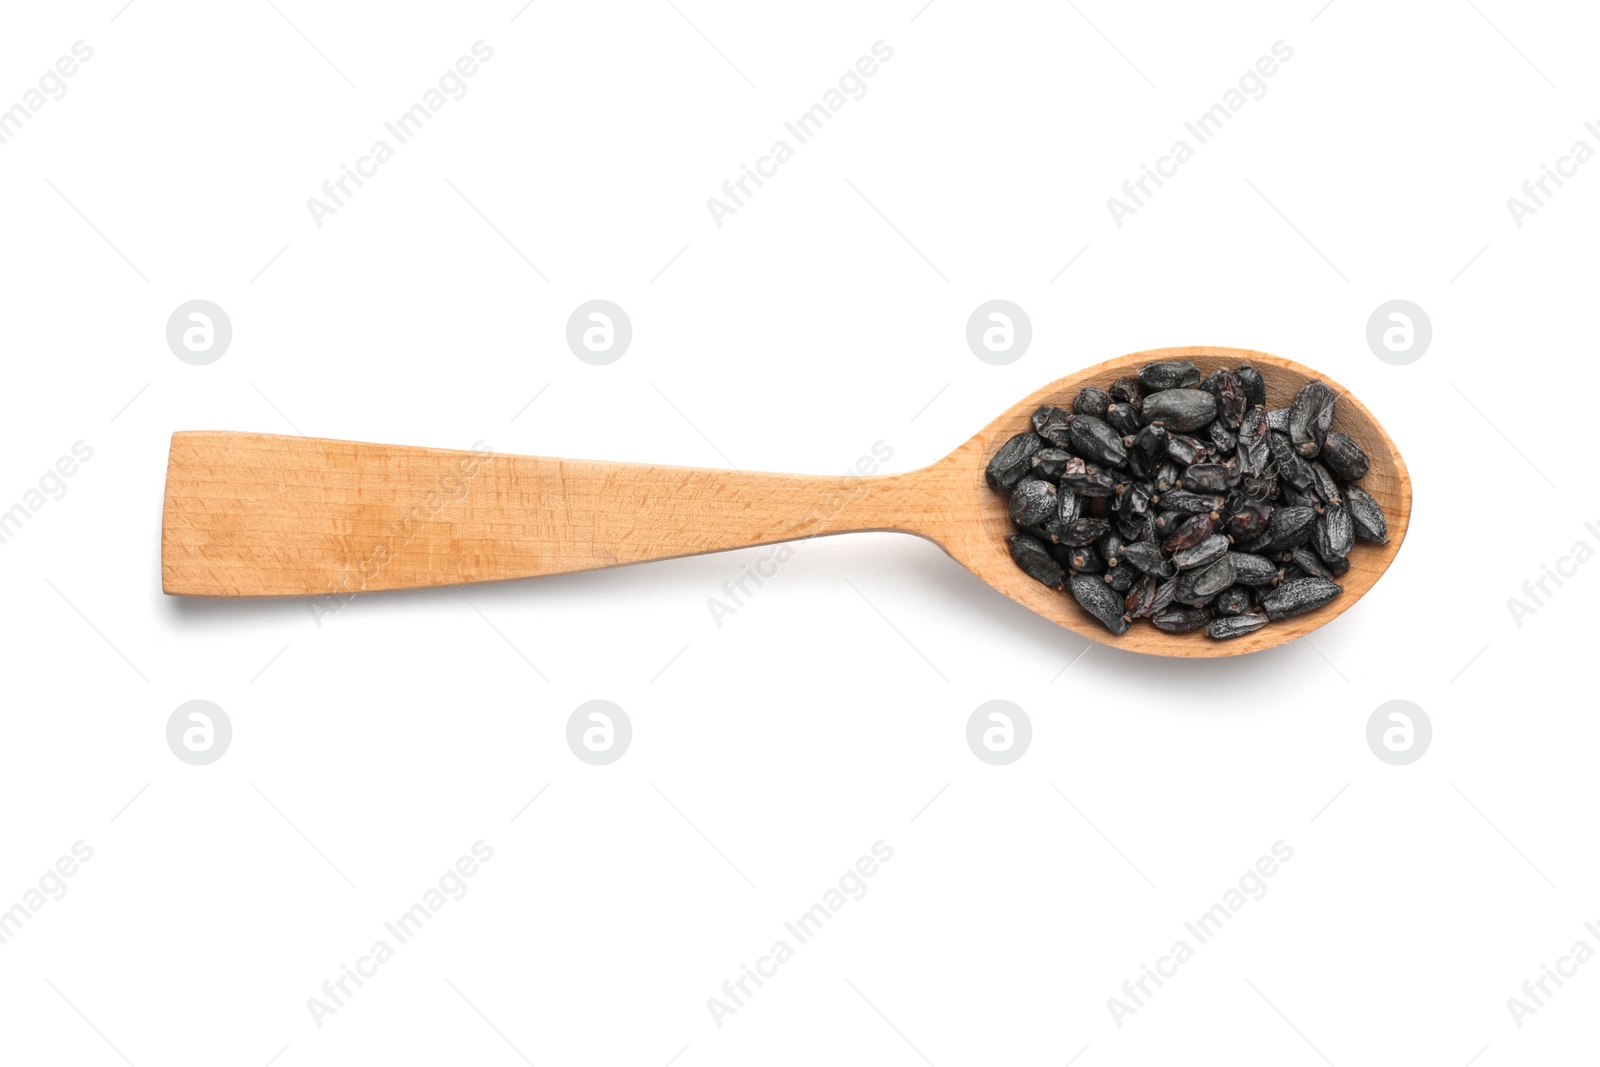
[[1200, 369, 1247, 429], [1227, 496, 1272, 540], [1069, 415, 1130, 469], [1070, 572, 1129, 634], [1262, 577, 1342, 620], [1289, 546, 1335, 581], [1057, 541, 1105, 574], [1008, 477, 1058, 531], [1268, 431, 1314, 490], [1105, 402, 1144, 437], [1106, 564, 1137, 593], [1182, 463, 1233, 494], [1031, 448, 1072, 482], [1161, 511, 1220, 553], [987, 431, 1042, 490], [1032, 405, 1074, 449], [1207, 612, 1268, 639], [1009, 533, 1064, 589], [1175, 554, 1236, 605], [1138, 360, 1200, 391], [1143, 389, 1218, 432], [1165, 432, 1208, 466], [1109, 376, 1145, 403], [1061, 457, 1117, 497], [1172, 534, 1230, 572], [1262, 504, 1317, 552], [1321, 431, 1369, 483], [1125, 574, 1162, 618], [1213, 585, 1255, 618], [1074, 387, 1113, 419], [1313, 502, 1355, 562], [1060, 517, 1111, 546], [1236, 406, 1271, 477], [1056, 484, 1081, 527], [1121, 540, 1174, 577], [1229, 552, 1280, 588], [1152, 606, 1209, 633], [1236, 363, 1267, 410], [1159, 489, 1226, 515], [1288, 381, 1336, 458], [1345, 484, 1388, 544], [1309, 460, 1342, 506]]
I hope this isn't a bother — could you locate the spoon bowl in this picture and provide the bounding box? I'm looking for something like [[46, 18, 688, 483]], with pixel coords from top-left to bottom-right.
[[162, 345, 1409, 656], [924, 345, 1410, 656]]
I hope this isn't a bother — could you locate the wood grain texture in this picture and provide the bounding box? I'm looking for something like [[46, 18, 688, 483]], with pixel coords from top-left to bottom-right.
[[162, 346, 1409, 657]]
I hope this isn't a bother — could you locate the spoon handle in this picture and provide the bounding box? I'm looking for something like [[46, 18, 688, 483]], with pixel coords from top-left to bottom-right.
[[162, 431, 940, 597]]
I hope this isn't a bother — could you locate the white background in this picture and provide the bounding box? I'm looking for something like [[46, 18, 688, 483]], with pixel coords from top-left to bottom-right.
[[1, 1, 1595, 1064]]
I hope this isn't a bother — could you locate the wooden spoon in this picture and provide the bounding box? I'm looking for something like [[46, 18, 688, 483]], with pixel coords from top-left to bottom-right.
[[163, 345, 1409, 655]]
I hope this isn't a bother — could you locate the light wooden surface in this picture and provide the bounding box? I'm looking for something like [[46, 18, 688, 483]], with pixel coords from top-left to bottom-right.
[[162, 346, 1410, 656]]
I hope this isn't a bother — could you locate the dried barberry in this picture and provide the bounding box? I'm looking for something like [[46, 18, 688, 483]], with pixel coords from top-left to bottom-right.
[[1109, 376, 1145, 404], [1175, 554, 1237, 605], [1200, 369, 1248, 429], [1030, 448, 1072, 482], [1008, 476, 1058, 531], [1032, 405, 1074, 449], [1213, 585, 1255, 617], [1161, 511, 1221, 553], [1182, 463, 1234, 494], [1070, 571, 1129, 634], [1009, 533, 1064, 589], [1166, 432, 1209, 466], [1138, 360, 1201, 391], [1207, 612, 1268, 639], [1227, 496, 1272, 540], [1143, 389, 1218, 432], [1288, 381, 1336, 457], [1262, 577, 1342, 620], [1268, 431, 1314, 490], [1058, 541, 1104, 574], [1313, 502, 1355, 562], [1289, 546, 1335, 582], [1074, 387, 1113, 419], [1309, 460, 1342, 506], [1172, 534, 1231, 572], [987, 431, 1042, 490], [1061, 517, 1111, 546], [1105, 564, 1137, 593], [1061, 456, 1117, 497], [1320, 431, 1369, 482], [1125, 574, 1162, 618], [1237, 363, 1267, 409], [1121, 540, 1174, 577], [1152, 606, 1209, 633], [1159, 489, 1226, 515], [1105, 402, 1144, 437], [1236, 406, 1271, 477], [1229, 552, 1280, 588], [1069, 415, 1130, 469], [1345, 484, 1388, 544]]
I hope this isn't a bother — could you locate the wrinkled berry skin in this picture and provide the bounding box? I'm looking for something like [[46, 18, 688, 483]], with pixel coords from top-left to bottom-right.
[[1070, 572, 1129, 634], [1143, 389, 1218, 432], [1263, 577, 1342, 621], [1208, 612, 1268, 639]]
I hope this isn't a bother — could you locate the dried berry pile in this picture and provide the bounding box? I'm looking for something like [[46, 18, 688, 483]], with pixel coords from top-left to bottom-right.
[[987, 360, 1388, 640]]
